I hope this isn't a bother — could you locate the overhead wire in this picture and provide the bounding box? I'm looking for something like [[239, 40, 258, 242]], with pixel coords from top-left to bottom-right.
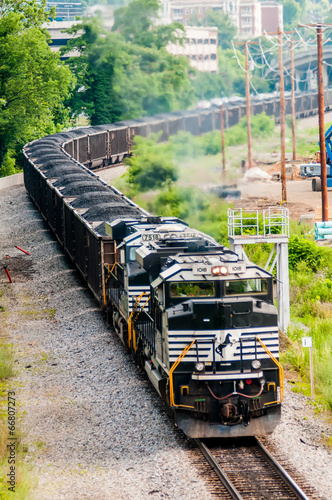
[[231, 29, 332, 92], [231, 40, 246, 72]]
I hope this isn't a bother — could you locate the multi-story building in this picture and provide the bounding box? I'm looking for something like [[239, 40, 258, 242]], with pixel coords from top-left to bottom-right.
[[46, 1, 83, 21], [166, 0, 239, 29], [239, 0, 261, 38], [161, 0, 283, 39], [46, 20, 80, 55], [260, 1, 283, 34], [167, 26, 219, 73]]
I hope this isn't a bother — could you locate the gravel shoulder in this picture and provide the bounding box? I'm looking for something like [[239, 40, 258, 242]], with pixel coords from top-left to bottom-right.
[[0, 184, 331, 499], [0, 186, 212, 499]]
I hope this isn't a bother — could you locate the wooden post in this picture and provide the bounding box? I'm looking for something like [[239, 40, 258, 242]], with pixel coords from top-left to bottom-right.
[[290, 38, 296, 161], [317, 25, 328, 221], [220, 105, 226, 181], [245, 42, 253, 169], [309, 345, 314, 398], [278, 27, 287, 203]]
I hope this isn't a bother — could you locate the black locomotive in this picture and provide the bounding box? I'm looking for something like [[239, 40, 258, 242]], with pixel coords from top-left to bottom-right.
[[22, 96, 321, 437]]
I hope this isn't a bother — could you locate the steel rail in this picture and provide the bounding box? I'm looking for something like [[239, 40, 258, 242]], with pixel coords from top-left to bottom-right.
[[254, 437, 310, 500], [194, 439, 244, 500], [195, 437, 311, 500]]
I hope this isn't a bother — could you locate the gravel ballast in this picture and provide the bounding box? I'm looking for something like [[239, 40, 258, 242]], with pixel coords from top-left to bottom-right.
[[0, 183, 332, 499]]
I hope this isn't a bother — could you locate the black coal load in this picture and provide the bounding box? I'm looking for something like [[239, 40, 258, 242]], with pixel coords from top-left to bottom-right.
[[53, 173, 91, 188], [27, 145, 60, 157], [60, 181, 110, 196], [33, 153, 68, 164], [83, 204, 142, 222], [42, 165, 85, 179], [40, 159, 77, 171], [71, 192, 126, 209]]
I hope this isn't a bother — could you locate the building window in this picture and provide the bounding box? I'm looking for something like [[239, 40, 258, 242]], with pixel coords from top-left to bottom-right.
[[185, 8, 189, 14], [204, 38, 209, 44], [210, 38, 216, 44], [198, 39, 202, 44], [199, 8, 203, 13], [211, 54, 217, 60], [191, 8, 195, 13]]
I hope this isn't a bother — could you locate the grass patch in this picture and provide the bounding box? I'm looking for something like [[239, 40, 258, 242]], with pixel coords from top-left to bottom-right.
[[0, 344, 15, 380], [0, 345, 32, 499], [0, 287, 32, 498]]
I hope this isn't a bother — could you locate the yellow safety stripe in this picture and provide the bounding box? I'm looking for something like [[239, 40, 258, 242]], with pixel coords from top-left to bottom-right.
[[256, 337, 284, 403], [169, 340, 196, 409], [128, 292, 150, 350]]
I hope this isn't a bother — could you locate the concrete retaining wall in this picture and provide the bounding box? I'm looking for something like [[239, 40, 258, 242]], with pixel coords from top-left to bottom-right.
[[0, 173, 24, 190]]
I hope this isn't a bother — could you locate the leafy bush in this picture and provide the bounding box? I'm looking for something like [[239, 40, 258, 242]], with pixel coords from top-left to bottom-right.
[[288, 235, 332, 272], [168, 131, 203, 158], [0, 150, 17, 178], [125, 134, 178, 193], [224, 113, 275, 148], [196, 130, 222, 155]]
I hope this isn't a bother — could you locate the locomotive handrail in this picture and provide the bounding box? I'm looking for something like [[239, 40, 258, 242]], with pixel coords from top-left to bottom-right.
[[169, 340, 196, 409], [129, 293, 151, 351], [257, 337, 284, 403]]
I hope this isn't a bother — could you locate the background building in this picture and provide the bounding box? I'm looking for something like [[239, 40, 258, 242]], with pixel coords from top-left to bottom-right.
[[46, 1, 83, 22], [161, 0, 283, 39], [167, 26, 219, 73], [166, 0, 239, 29], [46, 20, 80, 55], [260, 1, 283, 34]]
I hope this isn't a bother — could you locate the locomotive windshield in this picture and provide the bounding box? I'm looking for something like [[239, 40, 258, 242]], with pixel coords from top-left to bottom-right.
[[169, 281, 215, 298], [225, 278, 268, 296]]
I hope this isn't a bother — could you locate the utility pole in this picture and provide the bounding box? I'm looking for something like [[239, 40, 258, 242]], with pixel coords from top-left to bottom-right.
[[235, 40, 258, 171], [220, 104, 226, 181], [290, 38, 296, 161], [278, 26, 287, 203], [300, 23, 332, 221], [317, 25, 328, 221], [245, 42, 253, 169]]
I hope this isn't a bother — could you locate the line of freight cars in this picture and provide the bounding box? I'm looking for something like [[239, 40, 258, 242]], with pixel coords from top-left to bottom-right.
[[57, 88, 332, 171], [22, 93, 298, 437]]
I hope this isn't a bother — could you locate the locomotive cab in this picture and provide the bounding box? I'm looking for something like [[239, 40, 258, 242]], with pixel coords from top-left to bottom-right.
[[138, 250, 282, 438]]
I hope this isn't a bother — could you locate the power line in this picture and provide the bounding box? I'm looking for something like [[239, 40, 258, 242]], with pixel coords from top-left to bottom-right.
[[231, 40, 246, 72]]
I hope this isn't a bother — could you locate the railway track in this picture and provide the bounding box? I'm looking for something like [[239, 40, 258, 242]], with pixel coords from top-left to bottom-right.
[[193, 437, 322, 499]]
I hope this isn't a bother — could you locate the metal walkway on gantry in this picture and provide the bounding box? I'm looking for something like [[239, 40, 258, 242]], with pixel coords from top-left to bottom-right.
[[228, 207, 290, 333]]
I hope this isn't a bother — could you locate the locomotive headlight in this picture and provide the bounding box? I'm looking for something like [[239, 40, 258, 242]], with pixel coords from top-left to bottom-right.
[[212, 266, 228, 276], [195, 362, 205, 372], [251, 359, 261, 370]]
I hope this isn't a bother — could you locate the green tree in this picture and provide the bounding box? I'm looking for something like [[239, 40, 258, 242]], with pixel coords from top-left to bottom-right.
[[112, 0, 185, 49], [125, 134, 178, 193], [64, 16, 194, 124], [282, 0, 301, 27], [0, 3, 74, 175], [0, 0, 55, 27]]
